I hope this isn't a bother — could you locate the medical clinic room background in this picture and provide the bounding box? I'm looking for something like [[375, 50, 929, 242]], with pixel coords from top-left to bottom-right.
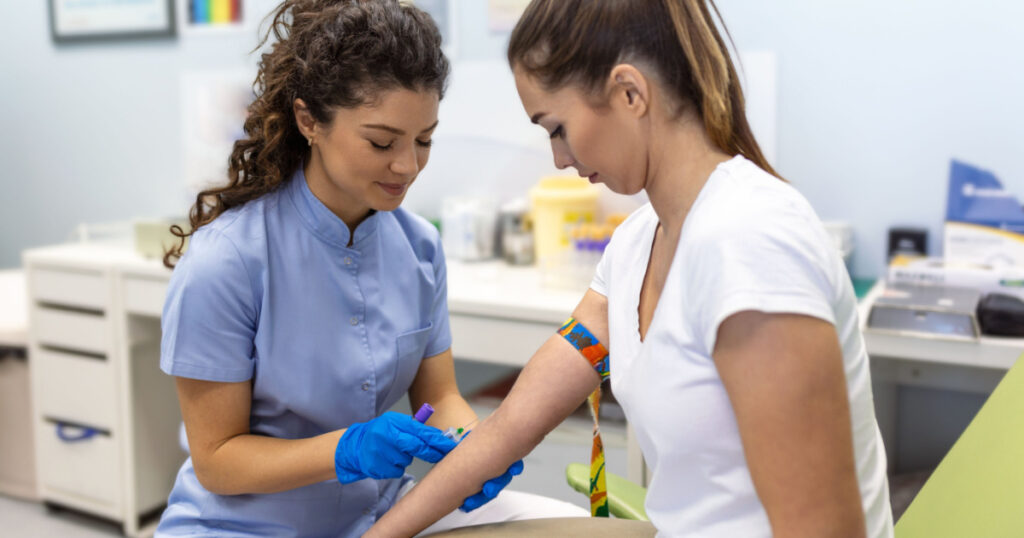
[[2, 0, 1024, 536]]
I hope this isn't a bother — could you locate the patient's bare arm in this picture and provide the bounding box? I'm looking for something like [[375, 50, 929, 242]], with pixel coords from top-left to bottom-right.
[[366, 290, 609, 537]]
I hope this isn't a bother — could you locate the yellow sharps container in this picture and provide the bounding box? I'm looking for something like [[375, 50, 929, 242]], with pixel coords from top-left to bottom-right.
[[529, 176, 599, 262]]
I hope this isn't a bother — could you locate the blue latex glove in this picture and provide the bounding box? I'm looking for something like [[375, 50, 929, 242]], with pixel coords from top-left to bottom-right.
[[459, 459, 525, 512], [335, 411, 457, 484]]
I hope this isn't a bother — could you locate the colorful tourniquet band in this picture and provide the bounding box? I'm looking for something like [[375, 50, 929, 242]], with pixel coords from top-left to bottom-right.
[[557, 318, 609, 380], [586, 387, 609, 517], [558, 317, 610, 517]]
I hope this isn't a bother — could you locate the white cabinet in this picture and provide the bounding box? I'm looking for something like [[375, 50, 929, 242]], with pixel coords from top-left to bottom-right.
[[24, 244, 182, 537], [32, 347, 119, 430], [36, 418, 122, 518]]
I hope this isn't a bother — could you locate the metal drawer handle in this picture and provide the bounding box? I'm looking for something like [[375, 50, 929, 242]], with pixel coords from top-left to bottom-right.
[[56, 422, 98, 443]]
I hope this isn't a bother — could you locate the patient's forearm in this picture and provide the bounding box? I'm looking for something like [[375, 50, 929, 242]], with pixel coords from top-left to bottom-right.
[[367, 334, 600, 537]]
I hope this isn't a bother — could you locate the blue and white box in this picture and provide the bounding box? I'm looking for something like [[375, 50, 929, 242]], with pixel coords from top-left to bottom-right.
[[945, 160, 1024, 266]]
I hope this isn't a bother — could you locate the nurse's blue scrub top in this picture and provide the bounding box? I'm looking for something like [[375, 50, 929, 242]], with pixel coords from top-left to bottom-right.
[[156, 167, 452, 537]]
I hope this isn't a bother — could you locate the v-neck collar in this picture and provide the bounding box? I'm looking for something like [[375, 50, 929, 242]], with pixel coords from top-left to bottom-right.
[[633, 214, 660, 345], [629, 155, 742, 346], [286, 167, 379, 249]]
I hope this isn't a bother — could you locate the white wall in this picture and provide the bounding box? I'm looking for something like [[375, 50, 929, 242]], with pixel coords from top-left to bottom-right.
[[716, 0, 1024, 276], [2, 1, 1023, 277], [0, 2, 268, 267]]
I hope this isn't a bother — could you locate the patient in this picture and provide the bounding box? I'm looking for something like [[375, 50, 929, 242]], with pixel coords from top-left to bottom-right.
[[368, 0, 894, 536]]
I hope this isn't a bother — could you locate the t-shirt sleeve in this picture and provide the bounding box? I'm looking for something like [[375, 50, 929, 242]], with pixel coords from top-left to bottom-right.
[[691, 211, 838, 356], [424, 233, 453, 357], [160, 230, 258, 382], [590, 248, 612, 297], [590, 233, 616, 297]]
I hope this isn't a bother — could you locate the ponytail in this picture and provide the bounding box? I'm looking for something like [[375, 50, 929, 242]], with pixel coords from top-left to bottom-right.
[[508, 0, 779, 178], [663, 0, 777, 177]]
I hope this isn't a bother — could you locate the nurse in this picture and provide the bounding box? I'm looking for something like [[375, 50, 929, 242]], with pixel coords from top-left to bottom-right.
[[156, 1, 583, 536], [369, 0, 895, 536]]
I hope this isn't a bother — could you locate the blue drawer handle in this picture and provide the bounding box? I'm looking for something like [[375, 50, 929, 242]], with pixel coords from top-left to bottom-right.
[[56, 423, 98, 443]]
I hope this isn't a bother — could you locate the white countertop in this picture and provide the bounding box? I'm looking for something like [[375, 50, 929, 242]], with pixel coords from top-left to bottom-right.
[[22, 242, 589, 321], [24, 241, 171, 278], [446, 260, 587, 323]]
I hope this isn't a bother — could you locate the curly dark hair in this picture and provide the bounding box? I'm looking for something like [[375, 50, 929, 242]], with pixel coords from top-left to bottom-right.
[[164, 0, 449, 268]]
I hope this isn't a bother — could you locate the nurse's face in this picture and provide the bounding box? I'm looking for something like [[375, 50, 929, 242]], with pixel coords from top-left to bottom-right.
[[513, 66, 645, 195], [303, 88, 439, 227]]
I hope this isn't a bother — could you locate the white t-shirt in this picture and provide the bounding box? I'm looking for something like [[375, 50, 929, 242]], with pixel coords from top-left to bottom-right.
[[591, 156, 893, 537]]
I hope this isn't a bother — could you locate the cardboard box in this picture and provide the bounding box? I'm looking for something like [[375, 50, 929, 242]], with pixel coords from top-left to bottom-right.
[[945, 160, 1024, 266], [888, 255, 1024, 302]]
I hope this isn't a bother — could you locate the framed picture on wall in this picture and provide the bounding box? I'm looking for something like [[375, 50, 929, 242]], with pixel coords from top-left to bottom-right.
[[178, 0, 250, 35], [49, 0, 176, 43]]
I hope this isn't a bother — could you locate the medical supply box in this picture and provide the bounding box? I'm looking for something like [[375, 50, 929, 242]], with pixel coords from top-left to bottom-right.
[[944, 160, 1024, 267], [888, 255, 1024, 302]]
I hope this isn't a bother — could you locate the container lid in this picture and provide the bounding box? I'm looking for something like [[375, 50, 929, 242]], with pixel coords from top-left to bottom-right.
[[529, 176, 600, 202]]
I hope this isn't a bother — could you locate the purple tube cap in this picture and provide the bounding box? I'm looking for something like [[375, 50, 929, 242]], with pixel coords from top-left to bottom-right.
[[413, 403, 435, 423]]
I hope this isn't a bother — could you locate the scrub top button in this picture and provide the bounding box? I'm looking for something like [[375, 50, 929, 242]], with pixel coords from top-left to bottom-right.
[[344, 257, 353, 265], [361, 382, 370, 391], [350, 316, 359, 326]]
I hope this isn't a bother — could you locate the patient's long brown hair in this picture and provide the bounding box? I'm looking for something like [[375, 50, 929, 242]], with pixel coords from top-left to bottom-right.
[[164, 0, 449, 268], [508, 0, 778, 179]]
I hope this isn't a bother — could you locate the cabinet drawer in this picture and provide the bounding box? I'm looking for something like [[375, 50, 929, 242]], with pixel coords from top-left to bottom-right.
[[31, 268, 108, 311], [123, 276, 168, 317], [34, 348, 117, 430], [33, 307, 109, 356], [37, 419, 120, 511]]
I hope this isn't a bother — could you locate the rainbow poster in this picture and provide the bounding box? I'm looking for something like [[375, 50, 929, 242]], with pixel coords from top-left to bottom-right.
[[189, 0, 242, 25]]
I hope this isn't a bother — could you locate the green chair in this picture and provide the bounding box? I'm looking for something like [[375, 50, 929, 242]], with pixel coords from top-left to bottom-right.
[[895, 355, 1024, 537], [565, 462, 649, 521]]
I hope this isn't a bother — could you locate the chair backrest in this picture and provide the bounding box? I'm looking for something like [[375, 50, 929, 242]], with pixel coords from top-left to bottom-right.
[[894, 355, 1024, 537]]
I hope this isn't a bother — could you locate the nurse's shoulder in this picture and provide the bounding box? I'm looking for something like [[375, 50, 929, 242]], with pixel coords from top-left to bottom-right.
[[386, 206, 444, 264], [165, 194, 280, 312], [177, 187, 284, 271], [198, 192, 276, 252]]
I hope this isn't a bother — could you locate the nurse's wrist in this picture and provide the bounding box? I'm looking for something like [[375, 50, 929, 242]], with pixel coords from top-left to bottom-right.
[[334, 426, 366, 483], [424, 395, 478, 436]]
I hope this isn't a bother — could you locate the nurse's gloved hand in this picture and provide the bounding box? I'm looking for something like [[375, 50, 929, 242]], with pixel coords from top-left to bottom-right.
[[459, 459, 524, 512], [334, 411, 457, 484]]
